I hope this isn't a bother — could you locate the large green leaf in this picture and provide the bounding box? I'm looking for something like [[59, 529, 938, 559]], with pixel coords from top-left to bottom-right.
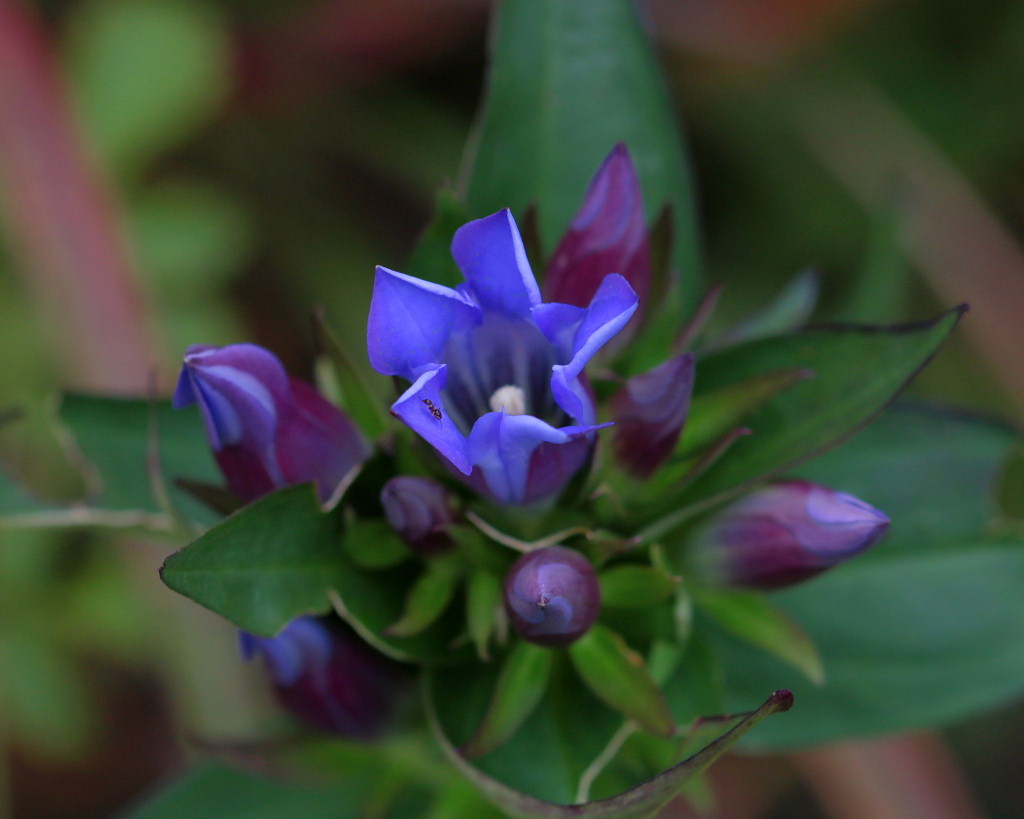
[[61, 393, 220, 523], [797, 401, 1015, 553], [671, 308, 965, 511], [427, 669, 792, 819], [160, 484, 342, 636], [719, 539, 1024, 749], [430, 657, 623, 805], [462, 0, 700, 309], [714, 404, 1024, 748], [125, 760, 377, 819]]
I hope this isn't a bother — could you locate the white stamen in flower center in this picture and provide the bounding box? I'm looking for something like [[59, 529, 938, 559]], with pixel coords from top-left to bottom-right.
[[489, 385, 527, 415]]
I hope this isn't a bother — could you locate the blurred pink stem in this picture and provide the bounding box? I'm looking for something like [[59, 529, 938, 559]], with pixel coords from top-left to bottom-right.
[[790, 732, 984, 819], [0, 0, 158, 392]]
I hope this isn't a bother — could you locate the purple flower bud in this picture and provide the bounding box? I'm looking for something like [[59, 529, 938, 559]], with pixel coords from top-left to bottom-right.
[[545, 143, 651, 314], [174, 343, 371, 504], [698, 480, 891, 589], [611, 353, 696, 478], [240, 616, 400, 738], [504, 546, 601, 647], [380, 476, 456, 556]]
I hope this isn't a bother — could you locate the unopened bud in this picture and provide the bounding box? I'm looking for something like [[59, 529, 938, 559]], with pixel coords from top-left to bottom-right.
[[380, 476, 456, 556], [697, 480, 890, 589], [504, 546, 601, 647]]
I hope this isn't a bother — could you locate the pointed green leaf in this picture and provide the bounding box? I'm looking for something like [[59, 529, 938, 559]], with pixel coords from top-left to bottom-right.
[[311, 310, 390, 441], [708, 270, 820, 350], [160, 484, 340, 636], [343, 518, 412, 571], [677, 368, 812, 460], [467, 569, 504, 661], [60, 394, 220, 523], [403, 188, 470, 288], [463, 641, 553, 759], [463, 0, 700, 307], [718, 405, 1024, 749], [569, 624, 675, 737], [599, 565, 677, 608], [674, 308, 965, 511], [694, 587, 824, 685], [385, 554, 462, 638]]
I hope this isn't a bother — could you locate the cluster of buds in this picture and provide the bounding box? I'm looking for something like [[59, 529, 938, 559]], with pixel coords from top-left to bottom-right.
[[173, 144, 890, 735]]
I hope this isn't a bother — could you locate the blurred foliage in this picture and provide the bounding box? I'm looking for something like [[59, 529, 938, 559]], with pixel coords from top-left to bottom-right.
[[0, 0, 1022, 816]]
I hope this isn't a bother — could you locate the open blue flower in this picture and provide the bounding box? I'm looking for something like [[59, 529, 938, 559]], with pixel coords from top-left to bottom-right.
[[368, 209, 638, 505]]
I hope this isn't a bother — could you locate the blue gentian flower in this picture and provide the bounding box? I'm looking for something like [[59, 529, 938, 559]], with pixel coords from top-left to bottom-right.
[[367, 209, 639, 505], [174, 343, 370, 505], [240, 616, 400, 738]]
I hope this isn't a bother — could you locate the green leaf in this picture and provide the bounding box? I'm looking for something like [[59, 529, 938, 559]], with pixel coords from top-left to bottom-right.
[[330, 562, 470, 666], [66, 0, 231, 180], [720, 539, 1024, 750], [599, 565, 677, 608], [124, 759, 378, 819], [160, 484, 340, 636], [403, 188, 470, 289], [677, 368, 812, 460], [0, 464, 48, 516], [693, 588, 824, 685], [569, 624, 676, 737], [466, 569, 504, 661], [678, 308, 965, 507], [311, 310, 391, 442], [430, 656, 624, 805], [60, 394, 220, 523], [426, 671, 792, 819], [798, 401, 1016, 553], [386, 554, 463, 638], [708, 270, 820, 350], [463, 640, 553, 759], [343, 518, 413, 571], [713, 405, 1024, 748], [463, 0, 700, 308]]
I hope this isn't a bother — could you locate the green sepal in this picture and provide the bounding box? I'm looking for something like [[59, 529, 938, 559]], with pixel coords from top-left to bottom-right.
[[385, 553, 463, 638], [462, 640, 554, 759], [343, 517, 413, 571], [466, 569, 505, 661], [310, 310, 391, 442], [599, 565, 677, 608], [568, 624, 676, 738], [693, 587, 825, 685]]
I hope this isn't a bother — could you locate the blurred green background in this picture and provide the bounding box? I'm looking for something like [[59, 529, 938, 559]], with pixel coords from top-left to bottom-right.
[[0, 0, 1021, 816]]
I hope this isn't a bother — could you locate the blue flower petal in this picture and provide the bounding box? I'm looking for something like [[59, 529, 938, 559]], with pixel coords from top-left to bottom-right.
[[549, 274, 638, 424], [531, 301, 587, 360], [568, 273, 639, 364], [368, 267, 480, 380], [451, 209, 542, 318], [466, 412, 574, 505], [176, 344, 287, 451], [392, 366, 472, 474]]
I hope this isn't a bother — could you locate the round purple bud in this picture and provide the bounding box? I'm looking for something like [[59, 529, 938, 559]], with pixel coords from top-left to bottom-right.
[[503, 546, 601, 647], [380, 476, 456, 556]]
